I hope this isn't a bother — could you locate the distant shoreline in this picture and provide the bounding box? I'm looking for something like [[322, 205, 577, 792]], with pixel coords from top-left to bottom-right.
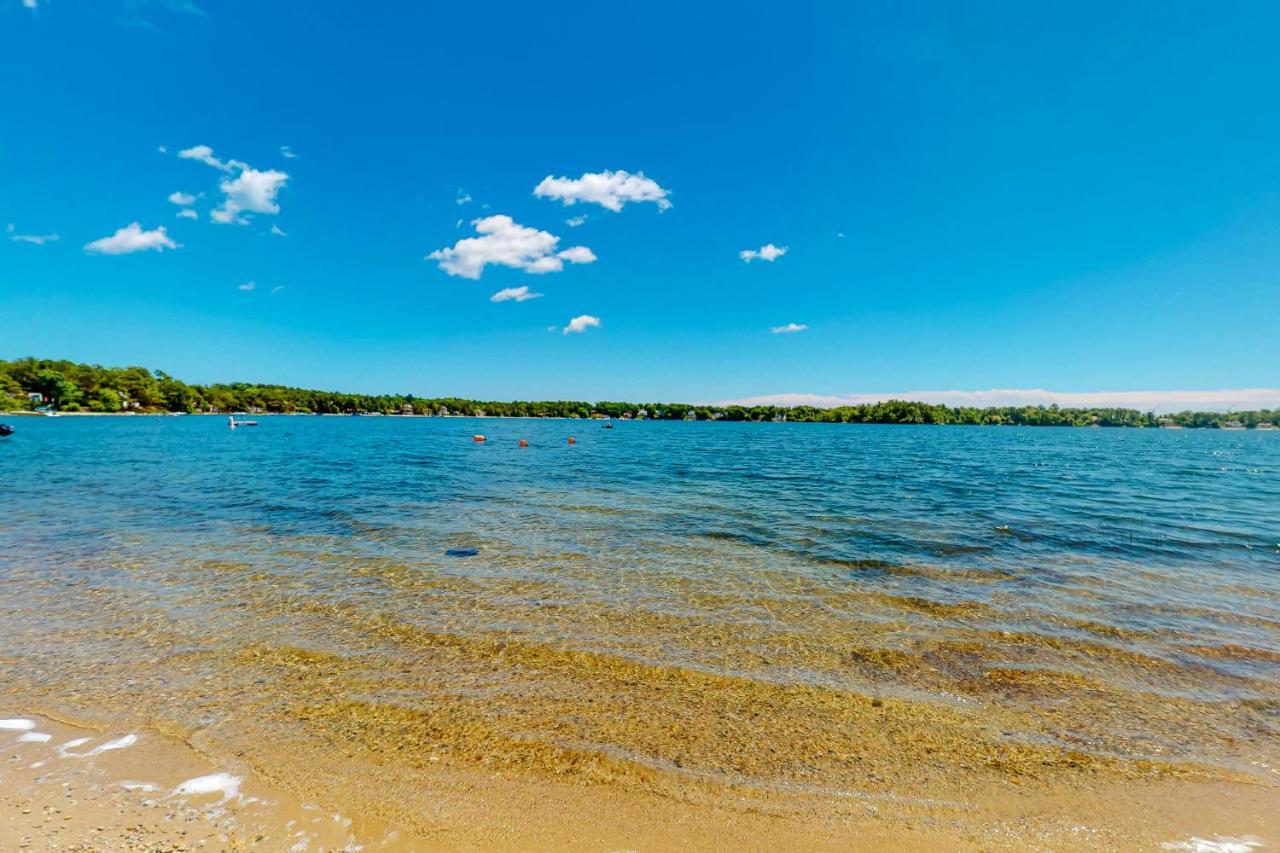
[[3, 409, 1278, 430], [4, 357, 1277, 428]]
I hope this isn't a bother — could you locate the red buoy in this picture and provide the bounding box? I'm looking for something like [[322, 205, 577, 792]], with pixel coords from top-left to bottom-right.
[[473, 434, 485, 442], [519, 439, 528, 448], [567, 436, 576, 445]]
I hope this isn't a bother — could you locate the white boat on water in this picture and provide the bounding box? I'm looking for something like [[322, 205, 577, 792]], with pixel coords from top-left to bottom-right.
[[228, 415, 259, 428]]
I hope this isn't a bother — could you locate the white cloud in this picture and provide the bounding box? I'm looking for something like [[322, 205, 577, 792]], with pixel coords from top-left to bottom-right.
[[490, 286, 543, 303], [556, 245, 597, 264], [740, 243, 788, 263], [176, 209, 198, 220], [771, 323, 808, 334], [534, 169, 671, 212], [238, 281, 256, 291], [8, 224, 59, 245], [271, 285, 285, 294], [279, 145, 297, 159], [563, 314, 601, 335], [428, 215, 596, 280], [721, 389, 1280, 414], [565, 215, 587, 227], [178, 144, 234, 172], [168, 191, 196, 206], [837, 232, 846, 238], [211, 166, 288, 224], [22, 0, 36, 9], [157, 145, 168, 154], [456, 190, 472, 205], [270, 224, 286, 237], [179, 145, 289, 225], [84, 222, 178, 255]]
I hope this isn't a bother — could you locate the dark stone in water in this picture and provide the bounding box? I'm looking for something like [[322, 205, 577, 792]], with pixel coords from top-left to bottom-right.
[[445, 547, 479, 558]]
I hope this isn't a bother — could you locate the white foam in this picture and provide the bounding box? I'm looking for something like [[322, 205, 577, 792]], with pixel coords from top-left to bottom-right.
[[0, 718, 37, 731], [87, 733, 138, 755], [1162, 836, 1265, 853], [172, 772, 243, 803], [16, 731, 52, 743], [58, 733, 139, 758], [57, 737, 92, 756], [119, 781, 160, 792]]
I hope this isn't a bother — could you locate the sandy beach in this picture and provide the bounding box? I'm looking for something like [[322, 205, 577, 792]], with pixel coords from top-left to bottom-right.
[[2, 709, 1276, 851]]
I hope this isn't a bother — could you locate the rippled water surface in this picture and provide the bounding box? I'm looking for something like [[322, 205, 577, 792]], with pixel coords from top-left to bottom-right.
[[2, 416, 1279, 833]]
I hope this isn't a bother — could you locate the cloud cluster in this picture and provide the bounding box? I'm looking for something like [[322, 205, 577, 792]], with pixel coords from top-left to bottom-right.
[[178, 145, 288, 225], [563, 314, 601, 334], [84, 223, 178, 255], [740, 243, 787, 263], [490, 286, 543, 303], [168, 191, 196, 206], [771, 323, 808, 334], [428, 215, 596, 279], [534, 170, 671, 212]]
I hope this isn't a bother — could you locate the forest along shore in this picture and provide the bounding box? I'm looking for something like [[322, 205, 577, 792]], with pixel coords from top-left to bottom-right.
[[4, 357, 1279, 426]]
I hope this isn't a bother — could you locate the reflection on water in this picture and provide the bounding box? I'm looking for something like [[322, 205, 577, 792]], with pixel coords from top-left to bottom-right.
[[1, 417, 1278, 833]]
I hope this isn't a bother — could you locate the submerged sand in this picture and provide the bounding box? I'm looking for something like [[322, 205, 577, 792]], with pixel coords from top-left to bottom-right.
[[2, 552, 1279, 848]]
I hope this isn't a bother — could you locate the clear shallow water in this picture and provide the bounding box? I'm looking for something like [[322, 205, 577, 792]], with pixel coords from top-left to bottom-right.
[[2, 416, 1279, 816]]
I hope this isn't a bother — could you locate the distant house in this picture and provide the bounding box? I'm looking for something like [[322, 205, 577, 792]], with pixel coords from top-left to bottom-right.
[[1221, 420, 1245, 430], [27, 392, 44, 403], [1256, 422, 1277, 430], [436, 406, 449, 416], [684, 410, 697, 420], [636, 409, 648, 419], [401, 403, 414, 415], [620, 412, 633, 420]]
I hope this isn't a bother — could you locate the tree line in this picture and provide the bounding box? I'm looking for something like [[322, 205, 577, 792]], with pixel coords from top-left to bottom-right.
[[2, 357, 1276, 428]]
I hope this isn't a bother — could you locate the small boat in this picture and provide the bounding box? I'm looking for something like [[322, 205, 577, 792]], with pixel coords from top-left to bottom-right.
[[228, 416, 259, 428], [602, 422, 613, 429], [0, 424, 13, 437]]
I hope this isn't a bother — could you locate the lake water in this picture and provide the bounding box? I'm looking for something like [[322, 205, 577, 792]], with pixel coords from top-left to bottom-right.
[[2, 416, 1278, 845]]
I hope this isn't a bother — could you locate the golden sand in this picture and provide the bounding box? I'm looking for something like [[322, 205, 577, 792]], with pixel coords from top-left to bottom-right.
[[2, 547, 1277, 849]]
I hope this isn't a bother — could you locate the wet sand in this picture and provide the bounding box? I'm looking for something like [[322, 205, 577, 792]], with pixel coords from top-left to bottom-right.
[[1, 710, 1275, 851], [0, 714, 386, 851]]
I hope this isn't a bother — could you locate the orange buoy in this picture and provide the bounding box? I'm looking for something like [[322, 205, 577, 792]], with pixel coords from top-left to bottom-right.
[[518, 439, 528, 448], [473, 434, 485, 442], [567, 436, 576, 445]]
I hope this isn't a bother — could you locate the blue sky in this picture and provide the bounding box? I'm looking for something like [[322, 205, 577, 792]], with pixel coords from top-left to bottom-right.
[[3, 1, 1279, 406]]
